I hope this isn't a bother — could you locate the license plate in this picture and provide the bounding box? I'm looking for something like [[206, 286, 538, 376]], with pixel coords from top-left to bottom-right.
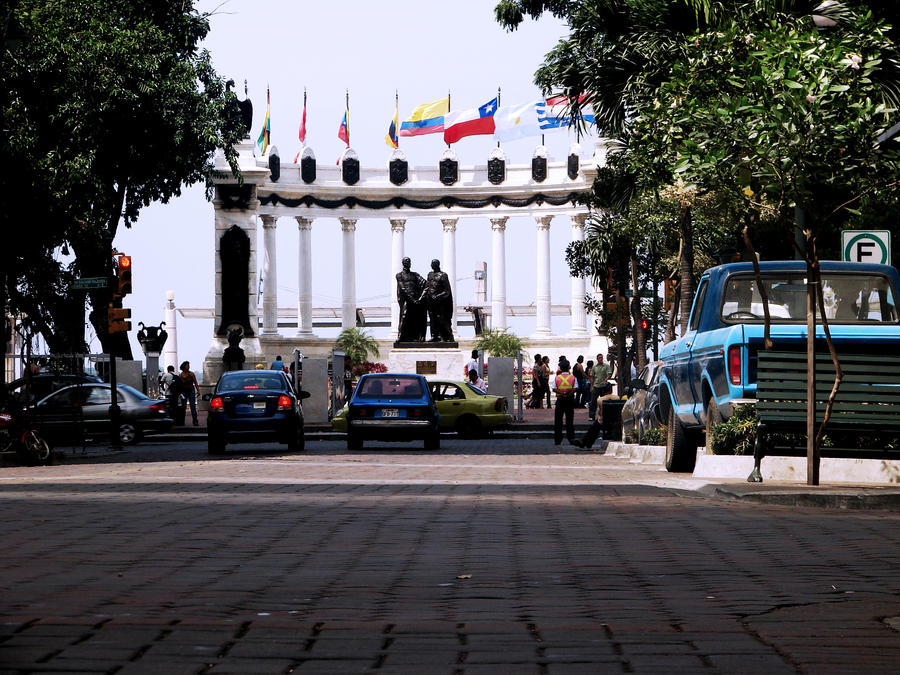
[[253, 402, 266, 410], [381, 408, 399, 418]]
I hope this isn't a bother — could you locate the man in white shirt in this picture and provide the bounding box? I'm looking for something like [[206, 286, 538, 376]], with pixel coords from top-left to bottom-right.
[[467, 368, 486, 393]]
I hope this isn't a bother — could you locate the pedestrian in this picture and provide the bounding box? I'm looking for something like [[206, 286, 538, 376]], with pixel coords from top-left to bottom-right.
[[529, 354, 543, 409], [542, 355, 552, 408], [271, 354, 285, 371], [552, 359, 577, 445], [588, 353, 611, 422], [467, 368, 486, 393], [573, 355, 586, 408], [165, 366, 183, 424], [178, 361, 200, 427], [466, 349, 479, 377], [159, 365, 177, 398]]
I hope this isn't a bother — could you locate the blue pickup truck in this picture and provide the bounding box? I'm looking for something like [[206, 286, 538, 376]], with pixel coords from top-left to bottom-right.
[[658, 260, 900, 472]]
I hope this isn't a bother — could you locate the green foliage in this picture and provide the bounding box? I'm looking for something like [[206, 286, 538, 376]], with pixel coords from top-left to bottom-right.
[[640, 426, 666, 446], [708, 403, 758, 456], [334, 328, 380, 367], [474, 329, 524, 358], [2, 0, 244, 354]]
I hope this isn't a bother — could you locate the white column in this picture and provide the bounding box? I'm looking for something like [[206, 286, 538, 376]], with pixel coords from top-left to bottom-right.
[[441, 218, 458, 338], [534, 214, 553, 336], [340, 218, 357, 330], [260, 215, 278, 335], [164, 290, 177, 372], [296, 216, 314, 336], [490, 216, 508, 331], [389, 219, 406, 340], [569, 213, 590, 335]]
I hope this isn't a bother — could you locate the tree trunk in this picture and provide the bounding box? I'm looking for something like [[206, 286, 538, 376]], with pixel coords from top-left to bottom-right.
[[631, 255, 646, 371], [678, 203, 695, 333]]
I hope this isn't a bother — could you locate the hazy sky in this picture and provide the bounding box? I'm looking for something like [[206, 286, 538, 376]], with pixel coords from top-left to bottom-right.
[[115, 1, 595, 378]]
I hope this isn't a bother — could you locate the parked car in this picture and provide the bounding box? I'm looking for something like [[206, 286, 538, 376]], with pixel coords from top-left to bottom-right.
[[33, 383, 172, 445], [343, 373, 440, 450], [7, 373, 101, 405], [206, 369, 308, 455], [427, 379, 511, 437], [621, 361, 662, 443]]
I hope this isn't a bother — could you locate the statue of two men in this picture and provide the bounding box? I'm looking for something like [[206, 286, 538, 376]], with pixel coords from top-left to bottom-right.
[[395, 257, 454, 343]]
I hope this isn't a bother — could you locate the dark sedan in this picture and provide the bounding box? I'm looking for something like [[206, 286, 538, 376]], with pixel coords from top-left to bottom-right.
[[346, 373, 440, 450], [33, 383, 172, 445], [621, 361, 663, 443], [206, 370, 308, 455], [8, 373, 101, 405]]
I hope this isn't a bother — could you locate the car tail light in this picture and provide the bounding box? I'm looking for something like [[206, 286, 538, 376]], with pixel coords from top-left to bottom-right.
[[494, 398, 504, 412], [150, 401, 167, 415], [351, 407, 368, 417], [728, 345, 742, 386], [209, 396, 224, 411], [410, 408, 422, 418], [277, 395, 292, 411]]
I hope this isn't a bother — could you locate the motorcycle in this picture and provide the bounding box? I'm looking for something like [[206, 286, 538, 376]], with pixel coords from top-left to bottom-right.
[[0, 403, 52, 466]]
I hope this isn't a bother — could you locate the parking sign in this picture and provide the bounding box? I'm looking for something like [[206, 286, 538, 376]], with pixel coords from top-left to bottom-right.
[[842, 230, 891, 264]]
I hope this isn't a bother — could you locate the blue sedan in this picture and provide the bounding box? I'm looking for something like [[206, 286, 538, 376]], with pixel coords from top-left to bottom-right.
[[346, 373, 440, 450], [207, 370, 309, 455]]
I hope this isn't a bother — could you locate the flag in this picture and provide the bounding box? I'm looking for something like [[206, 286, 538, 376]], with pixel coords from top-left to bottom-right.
[[256, 88, 271, 155], [537, 95, 596, 130], [443, 97, 498, 144], [338, 110, 349, 146], [385, 96, 399, 148], [398, 97, 450, 137], [493, 100, 542, 142], [293, 90, 307, 162]]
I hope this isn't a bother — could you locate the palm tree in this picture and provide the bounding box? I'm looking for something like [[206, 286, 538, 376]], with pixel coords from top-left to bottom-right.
[[334, 328, 380, 367]]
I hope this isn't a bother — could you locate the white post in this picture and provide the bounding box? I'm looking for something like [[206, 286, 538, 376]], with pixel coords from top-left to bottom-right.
[[569, 213, 590, 336], [296, 216, 314, 336], [260, 215, 278, 335], [534, 214, 553, 336], [164, 290, 177, 372], [390, 219, 406, 340], [340, 218, 357, 331], [441, 218, 458, 338], [490, 216, 508, 331]]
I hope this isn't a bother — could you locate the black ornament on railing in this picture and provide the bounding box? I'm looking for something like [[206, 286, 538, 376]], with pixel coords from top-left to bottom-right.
[[389, 153, 408, 186]]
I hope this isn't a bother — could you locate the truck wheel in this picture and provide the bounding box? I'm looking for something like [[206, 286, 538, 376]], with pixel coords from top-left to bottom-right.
[[665, 407, 697, 473], [705, 397, 724, 455]]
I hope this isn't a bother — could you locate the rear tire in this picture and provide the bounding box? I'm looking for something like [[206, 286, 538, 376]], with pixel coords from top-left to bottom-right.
[[424, 432, 441, 450], [18, 432, 52, 466], [207, 434, 225, 455], [705, 396, 724, 455], [665, 406, 697, 473], [454, 415, 482, 439], [118, 423, 141, 445]]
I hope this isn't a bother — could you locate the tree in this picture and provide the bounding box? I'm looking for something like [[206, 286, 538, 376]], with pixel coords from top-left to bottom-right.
[[334, 328, 380, 368], [474, 329, 524, 358], [1, 0, 244, 357]]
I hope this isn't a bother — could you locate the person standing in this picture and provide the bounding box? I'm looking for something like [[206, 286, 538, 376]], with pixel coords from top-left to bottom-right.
[[572, 355, 586, 408], [159, 365, 177, 398], [588, 353, 611, 422], [270, 355, 285, 371], [466, 349, 479, 377], [552, 359, 577, 445], [541, 355, 552, 408], [178, 361, 200, 427], [529, 354, 543, 409]]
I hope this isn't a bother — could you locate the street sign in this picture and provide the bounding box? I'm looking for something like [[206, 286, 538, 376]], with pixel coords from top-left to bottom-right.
[[72, 277, 109, 290], [842, 230, 891, 264]]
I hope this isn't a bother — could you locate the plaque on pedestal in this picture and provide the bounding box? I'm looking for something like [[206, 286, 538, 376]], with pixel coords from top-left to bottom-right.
[[388, 346, 465, 380]]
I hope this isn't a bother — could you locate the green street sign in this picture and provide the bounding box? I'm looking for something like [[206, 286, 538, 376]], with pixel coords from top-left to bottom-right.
[[72, 277, 109, 290], [842, 230, 891, 264]]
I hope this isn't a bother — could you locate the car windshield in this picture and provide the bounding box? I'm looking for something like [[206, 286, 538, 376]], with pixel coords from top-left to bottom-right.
[[464, 383, 486, 395], [219, 373, 285, 391], [119, 384, 149, 400], [721, 272, 898, 324], [357, 375, 423, 398]]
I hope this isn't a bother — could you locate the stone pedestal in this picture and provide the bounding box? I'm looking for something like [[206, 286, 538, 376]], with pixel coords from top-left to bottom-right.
[[387, 347, 465, 381]]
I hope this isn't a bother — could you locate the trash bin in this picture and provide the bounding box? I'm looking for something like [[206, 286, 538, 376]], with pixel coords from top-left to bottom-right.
[[601, 399, 625, 441]]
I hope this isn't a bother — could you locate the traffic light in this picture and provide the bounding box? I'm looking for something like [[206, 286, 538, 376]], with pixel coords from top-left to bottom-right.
[[116, 255, 132, 297], [640, 318, 650, 332], [108, 303, 132, 334]]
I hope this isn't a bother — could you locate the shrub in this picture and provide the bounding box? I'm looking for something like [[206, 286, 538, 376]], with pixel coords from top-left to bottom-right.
[[708, 403, 757, 455], [640, 427, 665, 446]]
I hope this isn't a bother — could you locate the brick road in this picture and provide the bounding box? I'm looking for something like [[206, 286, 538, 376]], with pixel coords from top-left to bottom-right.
[[1, 438, 899, 673]]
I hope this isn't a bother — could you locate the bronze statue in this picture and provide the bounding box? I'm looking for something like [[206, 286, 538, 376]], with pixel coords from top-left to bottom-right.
[[396, 257, 426, 342], [425, 259, 454, 342]]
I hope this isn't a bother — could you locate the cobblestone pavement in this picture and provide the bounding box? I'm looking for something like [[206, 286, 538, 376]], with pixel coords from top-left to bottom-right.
[[1, 439, 899, 673]]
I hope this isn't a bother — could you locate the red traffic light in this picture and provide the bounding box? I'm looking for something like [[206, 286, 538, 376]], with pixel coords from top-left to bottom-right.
[[640, 319, 650, 331], [116, 255, 133, 296]]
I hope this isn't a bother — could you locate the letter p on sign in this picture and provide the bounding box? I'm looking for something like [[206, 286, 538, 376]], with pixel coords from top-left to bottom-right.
[[842, 230, 891, 264]]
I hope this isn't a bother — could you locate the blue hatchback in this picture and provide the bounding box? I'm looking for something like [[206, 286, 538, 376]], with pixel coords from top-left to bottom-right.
[[346, 373, 440, 450], [207, 370, 309, 455]]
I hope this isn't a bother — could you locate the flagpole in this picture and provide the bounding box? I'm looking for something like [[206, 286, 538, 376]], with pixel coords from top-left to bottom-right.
[[395, 90, 399, 148], [447, 89, 451, 149], [345, 89, 350, 147], [497, 86, 501, 148]]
